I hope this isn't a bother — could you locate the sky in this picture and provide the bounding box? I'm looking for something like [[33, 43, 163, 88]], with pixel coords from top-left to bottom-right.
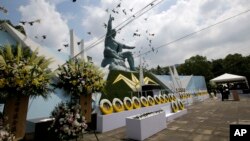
[[1, 0, 250, 70]]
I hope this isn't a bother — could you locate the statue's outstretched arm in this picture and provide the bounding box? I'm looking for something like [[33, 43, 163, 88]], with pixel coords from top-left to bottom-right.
[[122, 45, 135, 49], [114, 40, 135, 50]]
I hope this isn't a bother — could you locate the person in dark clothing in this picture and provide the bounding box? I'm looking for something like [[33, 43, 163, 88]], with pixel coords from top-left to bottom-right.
[[218, 85, 225, 101], [224, 85, 230, 99]]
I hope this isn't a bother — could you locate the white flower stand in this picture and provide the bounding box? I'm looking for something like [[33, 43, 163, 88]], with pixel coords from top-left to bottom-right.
[[126, 112, 166, 141]]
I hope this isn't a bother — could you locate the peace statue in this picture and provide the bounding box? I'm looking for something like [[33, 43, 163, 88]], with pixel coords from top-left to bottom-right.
[[101, 15, 136, 71]]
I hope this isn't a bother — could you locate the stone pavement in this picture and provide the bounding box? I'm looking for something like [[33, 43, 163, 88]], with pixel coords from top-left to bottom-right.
[[82, 94, 250, 141]]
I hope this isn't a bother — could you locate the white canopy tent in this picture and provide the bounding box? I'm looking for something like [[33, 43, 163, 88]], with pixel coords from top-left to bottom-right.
[[210, 73, 249, 88]]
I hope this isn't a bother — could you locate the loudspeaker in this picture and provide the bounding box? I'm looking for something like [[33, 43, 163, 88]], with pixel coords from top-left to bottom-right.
[[87, 113, 97, 131], [26, 118, 57, 141]]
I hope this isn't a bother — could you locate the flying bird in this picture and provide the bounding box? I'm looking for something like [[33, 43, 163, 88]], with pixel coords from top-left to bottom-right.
[[42, 35, 46, 39], [77, 42, 81, 45], [73, 0, 77, 2], [103, 23, 107, 28], [58, 49, 62, 52], [87, 32, 91, 35], [133, 33, 140, 37], [149, 33, 155, 36], [64, 44, 69, 47], [28, 21, 34, 26], [20, 21, 26, 25], [0, 6, 8, 14], [122, 9, 126, 15], [116, 3, 121, 8], [151, 47, 155, 52]]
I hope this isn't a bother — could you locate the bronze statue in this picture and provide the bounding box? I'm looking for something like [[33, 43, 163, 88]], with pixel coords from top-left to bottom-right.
[[101, 15, 136, 71]]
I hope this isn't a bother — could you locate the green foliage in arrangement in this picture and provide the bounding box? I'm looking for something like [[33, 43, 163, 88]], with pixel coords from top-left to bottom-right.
[[0, 44, 54, 99], [53, 58, 106, 96]]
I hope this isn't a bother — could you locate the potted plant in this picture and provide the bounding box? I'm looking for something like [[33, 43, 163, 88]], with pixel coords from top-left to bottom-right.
[[0, 44, 54, 139], [54, 58, 105, 122]]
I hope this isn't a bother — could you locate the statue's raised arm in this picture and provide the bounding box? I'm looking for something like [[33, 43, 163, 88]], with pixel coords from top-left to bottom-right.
[[107, 15, 114, 33]]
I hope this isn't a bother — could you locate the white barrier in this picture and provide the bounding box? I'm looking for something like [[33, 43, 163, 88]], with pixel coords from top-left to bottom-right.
[[126, 112, 166, 141], [97, 102, 170, 133]]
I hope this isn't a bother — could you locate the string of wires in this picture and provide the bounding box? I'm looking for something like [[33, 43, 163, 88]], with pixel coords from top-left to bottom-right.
[[136, 8, 250, 57]]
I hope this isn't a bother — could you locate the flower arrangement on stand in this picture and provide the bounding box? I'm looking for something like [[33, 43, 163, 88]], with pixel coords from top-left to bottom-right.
[[48, 102, 88, 141], [53, 58, 105, 122], [0, 44, 54, 98], [54, 58, 105, 97], [0, 44, 54, 139]]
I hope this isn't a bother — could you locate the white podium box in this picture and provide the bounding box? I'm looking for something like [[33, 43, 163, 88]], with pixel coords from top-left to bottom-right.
[[126, 112, 166, 141], [97, 102, 170, 133]]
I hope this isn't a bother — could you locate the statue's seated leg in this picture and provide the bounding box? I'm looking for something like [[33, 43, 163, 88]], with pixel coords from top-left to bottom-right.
[[102, 57, 129, 71], [119, 51, 136, 71]]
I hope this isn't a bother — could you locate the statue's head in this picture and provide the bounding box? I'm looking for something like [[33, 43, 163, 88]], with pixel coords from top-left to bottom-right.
[[111, 29, 116, 38]]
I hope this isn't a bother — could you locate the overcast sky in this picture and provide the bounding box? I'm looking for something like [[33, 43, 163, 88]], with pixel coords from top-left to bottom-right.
[[1, 0, 250, 69]]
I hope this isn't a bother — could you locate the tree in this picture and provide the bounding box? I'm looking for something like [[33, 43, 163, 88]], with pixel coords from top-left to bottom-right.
[[222, 53, 244, 75], [178, 55, 213, 82], [211, 59, 224, 77]]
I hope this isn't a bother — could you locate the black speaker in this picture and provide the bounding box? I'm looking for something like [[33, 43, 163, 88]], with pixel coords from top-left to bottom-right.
[[26, 118, 57, 141], [87, 113, 97, 131]]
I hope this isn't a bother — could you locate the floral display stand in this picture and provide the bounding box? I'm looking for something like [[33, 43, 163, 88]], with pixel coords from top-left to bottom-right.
[[126, 111, 166, 141], [4, 96, 29, 140], [0, 45, 55, 140], [80, 94, 92, 123]]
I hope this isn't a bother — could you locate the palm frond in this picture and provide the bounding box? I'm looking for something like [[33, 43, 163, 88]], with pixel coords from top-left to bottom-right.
[[16, 44, 23, 63], [5, 45, 14, 60], [39, 58, 53, 69], [28, 48, 38, 64], [0, 55, 6, 70]]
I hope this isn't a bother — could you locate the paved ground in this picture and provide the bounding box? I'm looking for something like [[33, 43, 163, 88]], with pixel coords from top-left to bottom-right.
[[82, 94, 250, 141]]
